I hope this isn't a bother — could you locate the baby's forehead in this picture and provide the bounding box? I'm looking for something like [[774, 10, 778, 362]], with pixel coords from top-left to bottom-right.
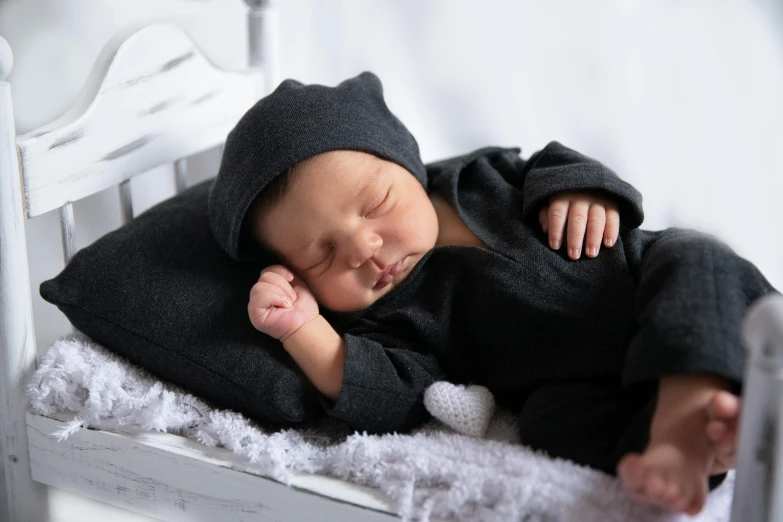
[[288, 153, 385, 198]]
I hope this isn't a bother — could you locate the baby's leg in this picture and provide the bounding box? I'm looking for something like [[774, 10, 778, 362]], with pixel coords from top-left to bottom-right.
[[617, 374, 739, 516]]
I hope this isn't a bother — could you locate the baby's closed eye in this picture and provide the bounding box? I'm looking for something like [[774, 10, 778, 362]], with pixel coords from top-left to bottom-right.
[[365, 188, 391, 218]]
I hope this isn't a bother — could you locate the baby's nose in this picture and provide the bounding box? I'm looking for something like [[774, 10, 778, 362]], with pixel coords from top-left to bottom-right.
[[348, 230, 382, 268]]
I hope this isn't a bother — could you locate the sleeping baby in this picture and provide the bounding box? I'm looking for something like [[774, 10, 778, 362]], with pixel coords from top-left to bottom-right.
[[208, 72, 777, 515]]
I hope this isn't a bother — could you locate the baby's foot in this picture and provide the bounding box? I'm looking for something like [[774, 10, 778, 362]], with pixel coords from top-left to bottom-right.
[[705, 391, 740, 474], [617, 439, 712, 516]]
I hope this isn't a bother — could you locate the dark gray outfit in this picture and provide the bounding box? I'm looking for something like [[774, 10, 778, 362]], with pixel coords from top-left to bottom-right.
[[206, 72, 776, 479], [321, 142, 776, 477]]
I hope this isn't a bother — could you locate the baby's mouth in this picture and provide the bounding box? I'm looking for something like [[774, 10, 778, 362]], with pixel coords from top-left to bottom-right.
[[373, 256, 409, 290]]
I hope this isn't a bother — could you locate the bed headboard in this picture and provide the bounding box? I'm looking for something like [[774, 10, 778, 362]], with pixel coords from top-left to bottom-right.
[[16, 23, 262, 219], [0, 3, 274, 520]]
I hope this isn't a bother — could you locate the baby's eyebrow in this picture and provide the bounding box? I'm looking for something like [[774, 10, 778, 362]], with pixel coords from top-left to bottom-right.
[[356, 166, 384, 202]]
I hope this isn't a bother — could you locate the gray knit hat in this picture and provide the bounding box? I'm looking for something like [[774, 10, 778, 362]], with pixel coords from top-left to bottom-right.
[[209, 71, 426, 261]]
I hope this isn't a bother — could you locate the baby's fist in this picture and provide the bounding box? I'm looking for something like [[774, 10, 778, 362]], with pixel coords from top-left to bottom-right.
[[248, 265, 319, 341]]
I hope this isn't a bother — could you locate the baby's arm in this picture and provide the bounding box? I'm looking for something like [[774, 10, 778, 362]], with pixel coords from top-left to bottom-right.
[[524, 142, 643, 259], [427, 143, 643, 260], [282, 314, 344, 400], [248, 265, 344, 400], [249, 269, 446, 433]]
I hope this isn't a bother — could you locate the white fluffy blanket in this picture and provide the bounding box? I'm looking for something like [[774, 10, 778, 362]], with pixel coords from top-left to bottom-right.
[[28, 335, 734, 522]]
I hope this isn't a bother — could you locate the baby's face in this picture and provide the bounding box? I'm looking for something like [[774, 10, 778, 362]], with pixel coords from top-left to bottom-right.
[[255, 150, 439, 312]]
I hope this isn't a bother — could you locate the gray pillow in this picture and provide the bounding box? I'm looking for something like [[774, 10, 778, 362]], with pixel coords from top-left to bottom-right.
[[40, 179, 323, 426]]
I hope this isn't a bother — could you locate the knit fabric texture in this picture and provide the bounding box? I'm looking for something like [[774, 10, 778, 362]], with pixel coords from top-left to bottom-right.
[[209, 71, 427, 261], [424, 382, 495, 438]]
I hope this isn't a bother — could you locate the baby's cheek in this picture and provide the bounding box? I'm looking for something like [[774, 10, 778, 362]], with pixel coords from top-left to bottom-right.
[[315, 274, 367, 311]]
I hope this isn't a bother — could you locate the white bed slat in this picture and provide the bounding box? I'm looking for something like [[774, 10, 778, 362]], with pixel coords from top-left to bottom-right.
[[0, 78, 49, 521], [174, 158, 188, 194], [730, 294, 783, 522], [248, 0, 279, 91], [119, 179, 133, 224], [28, 411, 400, 522], [59, 202, 76, 264], [16, 23, 262, 218]]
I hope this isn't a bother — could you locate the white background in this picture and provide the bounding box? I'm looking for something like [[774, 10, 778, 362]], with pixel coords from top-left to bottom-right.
[[1, 0, 782, 520]]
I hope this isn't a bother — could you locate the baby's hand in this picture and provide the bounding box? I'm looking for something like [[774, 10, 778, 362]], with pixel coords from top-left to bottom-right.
[[538, 191, 620, 260], [248, 265, 319, 342]]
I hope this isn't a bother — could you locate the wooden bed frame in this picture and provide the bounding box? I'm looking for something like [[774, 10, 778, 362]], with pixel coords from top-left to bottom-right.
[[1, 2, 782, 521], [0, 2, 402, 520]]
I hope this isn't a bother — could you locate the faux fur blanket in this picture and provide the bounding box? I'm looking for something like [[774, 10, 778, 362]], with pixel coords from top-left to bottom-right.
[[27, 335, 734, 522]]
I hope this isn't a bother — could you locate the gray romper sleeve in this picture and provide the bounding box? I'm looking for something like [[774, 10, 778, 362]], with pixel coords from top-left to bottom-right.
[[520, 141, 645, 228], [622, 228, 778, 387], [320, 330, 447, 433]]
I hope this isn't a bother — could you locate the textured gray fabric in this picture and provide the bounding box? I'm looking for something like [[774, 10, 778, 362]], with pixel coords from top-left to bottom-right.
[[209, 71, 427, 261], [320, 144, 776, 479], [40, 180, 323, 426]]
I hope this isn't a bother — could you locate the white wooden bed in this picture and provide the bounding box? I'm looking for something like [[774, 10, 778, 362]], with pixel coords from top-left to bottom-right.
[[0, 2, 402, 521], [1, 2, 782, 521]]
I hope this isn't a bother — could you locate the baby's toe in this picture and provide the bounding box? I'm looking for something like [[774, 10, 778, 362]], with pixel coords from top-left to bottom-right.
[[686, 478, 709, 516], [670, 483, 693, 512], [617, 454, 645, 488], [708, 391, 741, 421], [715, 439, 737, 469], [644, 472, 667, 500], [706, 419, 729, 442], [663, 480, 682, 506], [684, 486, 708, 516]]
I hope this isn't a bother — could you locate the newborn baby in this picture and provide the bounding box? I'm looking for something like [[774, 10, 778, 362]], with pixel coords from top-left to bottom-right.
[[209, 72, 774, 515]]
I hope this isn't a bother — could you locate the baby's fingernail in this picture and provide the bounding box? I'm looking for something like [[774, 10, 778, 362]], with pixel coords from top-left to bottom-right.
[[570, 248, 580, 259], [551, 239, 560, 249], [287, 273, 294, 281], [605, 238, 615, 247], [284, 298, 292, 307], [586, 247, 596, 257]]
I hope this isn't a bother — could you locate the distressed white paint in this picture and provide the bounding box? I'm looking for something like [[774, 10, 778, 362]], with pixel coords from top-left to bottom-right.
[[248, 0, 280, 91], [119, 180, 133, 224], [0, 34, 11, 82], [174, 158, 187, 194], [58, 202, 76, 265], [4, 7, 411, 522], [730, 294, 783, 522], [28, 412, 400, 522], [0, 53, 50, 521], [16, 23, 263, 218]]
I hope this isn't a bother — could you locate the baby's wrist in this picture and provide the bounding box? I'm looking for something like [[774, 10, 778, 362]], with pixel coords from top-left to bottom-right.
[[280, 314, 323, 345]]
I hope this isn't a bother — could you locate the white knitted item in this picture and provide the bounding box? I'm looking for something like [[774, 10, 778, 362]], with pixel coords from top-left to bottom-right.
[[424, 382, 495, 438]]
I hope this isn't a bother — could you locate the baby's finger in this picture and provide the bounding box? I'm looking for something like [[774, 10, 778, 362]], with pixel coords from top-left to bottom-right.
[[539, 205, 549, 234], [566, 200, 590, 259], [584, 204, 606, 258], [251, 282, 292, 307], [258, 270, 296, 302], [249, 284, 292, 312], [604, 206, 620, 247], [259, 265, 295, 283], [547, 199, 570, 250]]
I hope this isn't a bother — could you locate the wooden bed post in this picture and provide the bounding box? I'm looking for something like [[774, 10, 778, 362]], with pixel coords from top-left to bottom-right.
[[246, 0, 278, 93], [731, 294, 783, 522], [0, 35, 50, 522]]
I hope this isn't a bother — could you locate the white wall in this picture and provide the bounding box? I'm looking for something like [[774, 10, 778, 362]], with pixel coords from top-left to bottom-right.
[[2, 0, 782, 520]]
